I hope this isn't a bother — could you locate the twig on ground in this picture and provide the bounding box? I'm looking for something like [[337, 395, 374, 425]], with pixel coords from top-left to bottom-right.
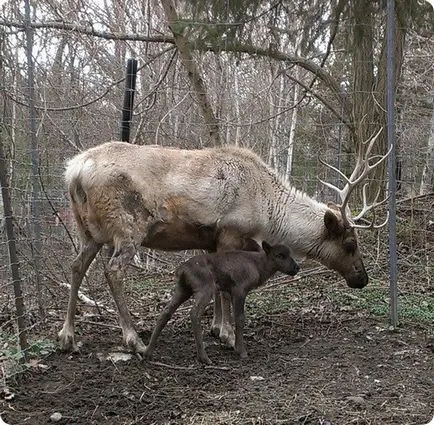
[[204, 365, 232, 371], [148, 360, 233, 371], [259, 267, 329, 292], [148, 361, 195, 370], [59, 282, 114, 313]]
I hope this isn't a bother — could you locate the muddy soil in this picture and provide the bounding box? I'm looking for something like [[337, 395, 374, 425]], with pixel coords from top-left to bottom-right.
[[2, 279, 433, 425]]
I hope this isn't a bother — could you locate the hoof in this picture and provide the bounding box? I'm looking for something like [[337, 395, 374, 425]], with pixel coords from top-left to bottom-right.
[[238, 351, 248, 359], [211, 324, 235, 348], [58, 329, 79, 353], [125, 333, 147, 354], [220, 331, 236, 349], [142, 348, 153, 360], [210, 325, 220, 338], [198, 354, 212, 365]]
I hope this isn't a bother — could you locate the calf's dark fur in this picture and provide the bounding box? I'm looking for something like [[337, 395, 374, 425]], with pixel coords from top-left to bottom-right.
[[144, 241, 299, 364]]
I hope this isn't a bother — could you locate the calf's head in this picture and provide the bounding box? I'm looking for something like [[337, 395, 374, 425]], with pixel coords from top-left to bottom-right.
[[320, 208, 368, 289], [262, 241, 300, 276]]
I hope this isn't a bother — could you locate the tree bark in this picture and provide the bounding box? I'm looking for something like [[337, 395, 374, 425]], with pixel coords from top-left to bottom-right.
[[0, 123, 28, 360], [160, 0, 221, 146], [24, 0, 43, 316], [419, 102, 434, 195], [286, 81, 299, 180], [350, 0, 406, 200]]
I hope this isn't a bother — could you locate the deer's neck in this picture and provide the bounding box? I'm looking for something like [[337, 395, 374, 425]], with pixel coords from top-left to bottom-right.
[[257, 255, 278, 286], [266, 187, 327, 260]]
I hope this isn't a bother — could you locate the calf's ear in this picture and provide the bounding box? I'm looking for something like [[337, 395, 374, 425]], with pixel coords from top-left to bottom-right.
[[324, 210, 344, 236], [261, 241, 271, 254]]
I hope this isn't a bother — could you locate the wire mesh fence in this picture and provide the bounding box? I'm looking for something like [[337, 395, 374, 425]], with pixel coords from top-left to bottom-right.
[[0, 0, 433, 387]]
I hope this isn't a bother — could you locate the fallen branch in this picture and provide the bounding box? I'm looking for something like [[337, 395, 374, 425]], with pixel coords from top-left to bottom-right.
[[59, 282, 113, 312], [258, 266, 329, 293], [148, 361, 195, 370], [148, 360, 232, 371]]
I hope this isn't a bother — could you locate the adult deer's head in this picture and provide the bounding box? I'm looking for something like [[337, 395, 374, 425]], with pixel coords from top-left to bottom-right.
[[319, 129, 392, 289]]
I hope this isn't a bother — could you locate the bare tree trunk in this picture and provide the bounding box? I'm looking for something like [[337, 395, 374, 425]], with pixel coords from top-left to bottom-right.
[[0, 123, 28, 361], [24, 0, 43, 316], [160, 0, 221, 146], [267, 67, 278, 169], [285, 81, 299, 179], [351, 0, 406, 199], [420, 102, 434, 195], [285, 38, 302, 180], [351, 0, 375, 145], [233, 66, 240, 146]]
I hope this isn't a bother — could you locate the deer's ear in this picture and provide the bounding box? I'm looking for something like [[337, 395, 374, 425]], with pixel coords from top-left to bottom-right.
[[324, 210, 344, 236], [327, 202, 340, 212], [262, 241, 272, 254]]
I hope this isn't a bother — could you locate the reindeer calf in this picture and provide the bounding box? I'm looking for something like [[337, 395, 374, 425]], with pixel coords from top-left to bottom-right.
[[144, 241, 300, 364]]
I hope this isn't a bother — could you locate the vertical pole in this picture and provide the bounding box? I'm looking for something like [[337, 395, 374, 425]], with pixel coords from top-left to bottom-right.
[[24, 0, 43, 315], [120, 58, 138, 142], [386, 0, 398, 327]]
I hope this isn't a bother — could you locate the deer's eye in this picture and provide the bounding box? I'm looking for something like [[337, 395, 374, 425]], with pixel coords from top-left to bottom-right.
[[343, 239, 356, 254]]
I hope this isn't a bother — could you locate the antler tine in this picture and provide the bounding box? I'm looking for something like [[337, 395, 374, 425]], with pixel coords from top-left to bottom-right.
[[318, 158, 354, 218], [353, 211, 389, 230], [362, 128, 383, 158], [352, 184, 377, 220], [351, 183, 390, 228], [319, 158, 353, 187], [339, 140, 393, 218], [344, 142, 393, 191], [319, 127, 392, 229], [373, 211, 389, 229], [318, 178, 343, 197], [344, 129, 382, 185], [320, 131, 387, 209]]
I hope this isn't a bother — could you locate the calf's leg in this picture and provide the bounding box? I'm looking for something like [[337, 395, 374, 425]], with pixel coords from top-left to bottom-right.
[[190, 287, 214, 365], [58, 238, 102, 352], [144, 285, 191, 359], [232, 294, 248, 359], [211, 229, 251, 348]]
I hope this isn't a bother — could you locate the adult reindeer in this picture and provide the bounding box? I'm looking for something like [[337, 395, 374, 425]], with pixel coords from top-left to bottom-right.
[[58, 130, 390, 353]]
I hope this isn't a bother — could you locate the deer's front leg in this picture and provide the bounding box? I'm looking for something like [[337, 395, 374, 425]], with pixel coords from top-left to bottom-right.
[[218, 291, 236, 348], [232, 294, 247, 359]]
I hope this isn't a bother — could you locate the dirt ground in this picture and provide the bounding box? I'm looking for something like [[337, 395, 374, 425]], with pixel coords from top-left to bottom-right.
[[1, 195, 433, 425], [2, 271, 434, 425]]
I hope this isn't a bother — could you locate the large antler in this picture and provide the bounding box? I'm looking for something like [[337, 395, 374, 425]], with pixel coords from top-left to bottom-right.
[[319, 128, 392, 229]]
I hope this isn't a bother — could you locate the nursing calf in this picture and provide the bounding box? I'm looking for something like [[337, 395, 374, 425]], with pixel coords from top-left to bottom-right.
[[144, 241, 300, 364]]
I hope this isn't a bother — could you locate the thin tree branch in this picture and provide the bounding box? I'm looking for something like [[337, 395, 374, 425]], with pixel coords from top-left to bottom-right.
[[285, 73, 355, 135], [200, 41, 352, 121], [320, 0, 348, 68], [160, 0, 221, 146], [2, 46, 175, 112], [0, 18, 172, 43], [0, 18, 353, 125]]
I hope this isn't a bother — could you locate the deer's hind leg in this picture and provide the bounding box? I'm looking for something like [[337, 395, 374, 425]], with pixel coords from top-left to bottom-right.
[[58, 238, 102, 352]]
